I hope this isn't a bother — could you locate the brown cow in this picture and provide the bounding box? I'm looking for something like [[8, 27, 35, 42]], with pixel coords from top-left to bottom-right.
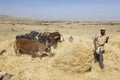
[[14, 38, 51, 58]]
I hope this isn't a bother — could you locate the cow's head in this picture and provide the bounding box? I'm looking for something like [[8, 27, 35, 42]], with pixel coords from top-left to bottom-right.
[[48, 32, 64, 48]]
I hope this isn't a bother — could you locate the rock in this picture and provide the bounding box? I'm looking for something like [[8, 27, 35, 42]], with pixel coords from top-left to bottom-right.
[[2, 74, 13, 80], [9, 76, 20, 80], [0, 71, 6, 76], [0, 71, 6, 80]]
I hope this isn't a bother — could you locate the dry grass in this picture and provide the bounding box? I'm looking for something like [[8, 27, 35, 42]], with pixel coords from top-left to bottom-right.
[[0, 23, 120, 80], [51, 36, 93, 73]]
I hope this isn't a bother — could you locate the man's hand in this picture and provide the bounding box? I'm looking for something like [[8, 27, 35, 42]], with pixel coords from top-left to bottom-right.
[[106, 36, 109, 43]]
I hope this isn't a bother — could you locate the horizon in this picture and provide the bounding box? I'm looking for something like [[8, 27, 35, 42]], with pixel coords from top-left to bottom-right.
[[0, 0, 120, 21]]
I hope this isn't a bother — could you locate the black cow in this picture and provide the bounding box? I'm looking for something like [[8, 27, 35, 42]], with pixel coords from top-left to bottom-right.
[[16, 31, 39, 40], [38, 32, 64, 48]]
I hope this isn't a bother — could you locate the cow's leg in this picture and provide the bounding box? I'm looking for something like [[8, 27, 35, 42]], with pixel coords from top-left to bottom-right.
[[36, 51, 42, 59], [13, 45, 16, 53], [44, 47, 52, 57], [53, 43, 58, 49], [17, 49, 22, 56], [31, 52, 37, 58], [14, 47, 21, 56], [45, 52, 51, 56], [14, 46, 17, 55], [42, 51, 52, 57], [13, 41, 18, 55], [13, 45, 21, 56]]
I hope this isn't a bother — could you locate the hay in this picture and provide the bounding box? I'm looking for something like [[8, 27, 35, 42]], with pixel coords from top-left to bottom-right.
[[0, 27, 120, 80], [103, 35, 120, 71], [51, 36, 93, 73]]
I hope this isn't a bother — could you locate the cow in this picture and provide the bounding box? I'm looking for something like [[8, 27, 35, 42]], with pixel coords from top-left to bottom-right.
[[38, 32, 64, 48], [14, 38, 51, 58]]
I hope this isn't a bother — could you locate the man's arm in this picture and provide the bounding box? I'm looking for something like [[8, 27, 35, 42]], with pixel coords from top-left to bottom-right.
[[106, 36, 109, 43], [93, 36, 98, 49]]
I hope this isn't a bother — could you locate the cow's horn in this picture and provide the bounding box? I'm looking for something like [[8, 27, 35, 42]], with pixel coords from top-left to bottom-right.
[[54, 36, 59, 39]]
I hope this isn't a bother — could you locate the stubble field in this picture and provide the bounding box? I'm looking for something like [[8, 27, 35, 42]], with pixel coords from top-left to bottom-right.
[[0, 22, 120, 80]]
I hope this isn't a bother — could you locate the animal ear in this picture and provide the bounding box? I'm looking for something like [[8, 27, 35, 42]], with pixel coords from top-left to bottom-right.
[[35, 36, 39, 40]]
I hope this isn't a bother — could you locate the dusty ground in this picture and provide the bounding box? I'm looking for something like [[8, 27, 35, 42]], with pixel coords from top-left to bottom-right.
[[0, 22, 120, 80]]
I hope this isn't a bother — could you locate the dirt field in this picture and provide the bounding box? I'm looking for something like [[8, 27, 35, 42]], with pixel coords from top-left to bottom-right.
[[0, 22, 120, 80]]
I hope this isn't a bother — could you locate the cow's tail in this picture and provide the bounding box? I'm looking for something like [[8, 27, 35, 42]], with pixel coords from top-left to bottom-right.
[[13, 40, 17, 55]]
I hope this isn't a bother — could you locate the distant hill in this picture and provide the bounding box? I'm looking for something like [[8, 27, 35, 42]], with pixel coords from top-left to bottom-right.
[[0, 15, 120, 25], [0, 15, 15, 19], [0, 15, 37, 25], [0, 15, 62, 25]]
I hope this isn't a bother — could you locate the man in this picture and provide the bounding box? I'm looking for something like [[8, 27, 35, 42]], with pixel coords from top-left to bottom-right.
[[93, 28, 109, 69]]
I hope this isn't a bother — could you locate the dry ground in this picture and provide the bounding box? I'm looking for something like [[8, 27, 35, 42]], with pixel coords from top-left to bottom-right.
[[0, 23, 120, 80]]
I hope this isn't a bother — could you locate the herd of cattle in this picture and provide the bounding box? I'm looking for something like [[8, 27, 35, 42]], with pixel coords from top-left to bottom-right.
[[14, 31, 64, 59]]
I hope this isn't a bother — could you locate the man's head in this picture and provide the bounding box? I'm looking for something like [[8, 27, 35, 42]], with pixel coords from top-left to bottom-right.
[[100, 28, 106, 35]]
